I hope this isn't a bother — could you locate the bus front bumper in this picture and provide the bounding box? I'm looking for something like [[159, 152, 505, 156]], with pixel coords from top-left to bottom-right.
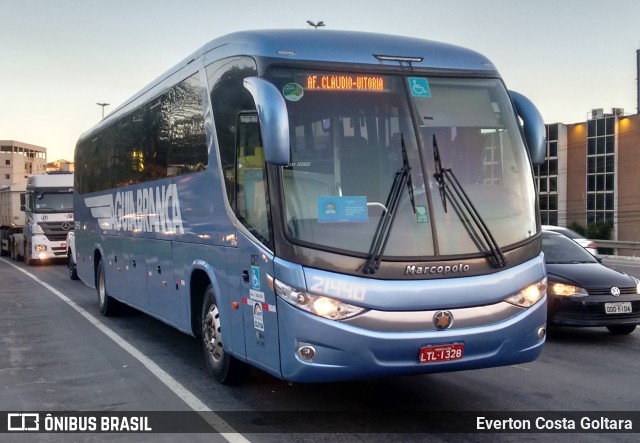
[[277, 296, 546, 383]]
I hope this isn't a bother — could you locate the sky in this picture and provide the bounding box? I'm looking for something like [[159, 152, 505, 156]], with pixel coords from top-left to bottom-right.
[[1, 0, 640, 161]]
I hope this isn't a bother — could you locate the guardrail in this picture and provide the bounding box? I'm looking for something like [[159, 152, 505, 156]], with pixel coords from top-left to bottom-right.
[[594, 240, 640, 255]]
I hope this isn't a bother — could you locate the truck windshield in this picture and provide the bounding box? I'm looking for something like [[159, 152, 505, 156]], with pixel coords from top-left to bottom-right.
[[34, 192, 74, 212], [267, 69, 537, 259]]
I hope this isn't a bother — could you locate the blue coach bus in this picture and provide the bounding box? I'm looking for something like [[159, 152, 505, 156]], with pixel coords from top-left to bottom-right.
[[74, 30, 548, 384]]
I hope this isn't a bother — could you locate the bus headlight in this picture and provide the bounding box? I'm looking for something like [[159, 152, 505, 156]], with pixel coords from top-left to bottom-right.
[[274, 279, 366, 320], [504, 278, 546, 308]]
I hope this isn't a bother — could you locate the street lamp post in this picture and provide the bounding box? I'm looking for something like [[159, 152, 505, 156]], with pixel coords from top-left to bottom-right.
[[306, 20, 325, 29], [97, 102, 110, 119]]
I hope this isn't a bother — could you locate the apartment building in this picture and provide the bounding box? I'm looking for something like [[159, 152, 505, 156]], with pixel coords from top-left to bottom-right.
[[0, 140, 48, 186]]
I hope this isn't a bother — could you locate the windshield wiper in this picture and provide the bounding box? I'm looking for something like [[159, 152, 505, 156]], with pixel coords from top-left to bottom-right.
[[431, 135, 507, 268], [432, 135, 447, 212], [363, 134, 415, 274]]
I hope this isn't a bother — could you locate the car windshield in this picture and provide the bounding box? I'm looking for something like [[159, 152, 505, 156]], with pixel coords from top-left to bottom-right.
[[541, 233, 598, 264], [267, 68, 537, 259]]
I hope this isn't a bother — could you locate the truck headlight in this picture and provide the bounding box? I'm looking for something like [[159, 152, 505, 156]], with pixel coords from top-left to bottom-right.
[[504, 278, 546, 307], [274, 279, 366, 320], [34, 244, 48, 253]]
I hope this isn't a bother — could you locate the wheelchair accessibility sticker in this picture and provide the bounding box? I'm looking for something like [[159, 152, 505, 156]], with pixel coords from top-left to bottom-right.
[[250, 255, 261, 290], [408, 77, 431, 97]]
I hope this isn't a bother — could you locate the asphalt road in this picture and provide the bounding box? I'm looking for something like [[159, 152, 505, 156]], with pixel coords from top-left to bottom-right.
[[1, 257, 639, 442]]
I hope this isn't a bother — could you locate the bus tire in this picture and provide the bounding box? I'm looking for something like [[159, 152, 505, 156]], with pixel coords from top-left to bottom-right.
[[201, 285, 249, 384], [68, 253, 79, 280], [96, 259, 119, 316]]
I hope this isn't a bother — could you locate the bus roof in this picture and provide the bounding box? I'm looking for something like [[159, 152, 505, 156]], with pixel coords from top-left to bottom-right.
[[202, 29, 496, 70], [80, 29, 498, 142]]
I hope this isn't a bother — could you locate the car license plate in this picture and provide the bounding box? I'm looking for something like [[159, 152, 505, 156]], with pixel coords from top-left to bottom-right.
[[605, 302, 632, 314], [419, 343, 464, 363]]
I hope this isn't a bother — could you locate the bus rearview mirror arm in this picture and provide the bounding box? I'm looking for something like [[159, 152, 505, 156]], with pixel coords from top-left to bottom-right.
[[510, 91, 546, 166], [243, 77, 291, 166]]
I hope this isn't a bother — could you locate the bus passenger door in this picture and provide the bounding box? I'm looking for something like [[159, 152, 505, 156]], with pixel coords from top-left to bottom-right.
[[230, 113, 281, 377], [230, 235, 280, 377]]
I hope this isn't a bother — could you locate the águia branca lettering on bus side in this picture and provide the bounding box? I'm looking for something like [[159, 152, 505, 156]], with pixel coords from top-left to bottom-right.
[[84, 184, 184, 234]]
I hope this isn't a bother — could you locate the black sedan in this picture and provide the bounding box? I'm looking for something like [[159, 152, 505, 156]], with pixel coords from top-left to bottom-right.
[[542, 230, 640, 335]]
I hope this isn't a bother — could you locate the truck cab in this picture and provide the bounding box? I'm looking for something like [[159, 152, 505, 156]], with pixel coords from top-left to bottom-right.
[[20, 172, 74, 264]]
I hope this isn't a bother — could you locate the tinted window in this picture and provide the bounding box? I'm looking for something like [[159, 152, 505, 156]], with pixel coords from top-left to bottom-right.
[[542, 233, 597, 264], [76, 72, 207, 194]]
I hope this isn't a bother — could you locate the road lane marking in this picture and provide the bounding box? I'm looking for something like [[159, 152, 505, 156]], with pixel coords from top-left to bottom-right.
[[1, 259, 249, 443]]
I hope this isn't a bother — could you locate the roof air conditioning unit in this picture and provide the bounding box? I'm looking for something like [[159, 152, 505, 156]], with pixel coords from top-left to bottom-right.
[[592, 108, 604, 119], [612, 108, 624, 117]]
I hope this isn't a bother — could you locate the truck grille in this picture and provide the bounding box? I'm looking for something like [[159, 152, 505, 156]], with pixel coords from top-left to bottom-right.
[[39, 221, 74, 242]]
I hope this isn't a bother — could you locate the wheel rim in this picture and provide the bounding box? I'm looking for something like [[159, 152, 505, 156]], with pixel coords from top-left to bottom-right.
[[98, 267, 106, 305], [203, 304, 224, 363]]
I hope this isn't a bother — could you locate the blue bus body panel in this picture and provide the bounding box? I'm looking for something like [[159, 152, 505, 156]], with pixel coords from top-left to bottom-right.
[[201, 29, 496, 71]]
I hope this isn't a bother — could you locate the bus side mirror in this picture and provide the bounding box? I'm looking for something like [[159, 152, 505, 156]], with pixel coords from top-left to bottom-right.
[[243, 76, 291, 166], [510, 91, 546, 166]]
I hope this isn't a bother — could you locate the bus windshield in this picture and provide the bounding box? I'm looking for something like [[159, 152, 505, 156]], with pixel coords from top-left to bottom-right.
[[267, 68, 537, 259]]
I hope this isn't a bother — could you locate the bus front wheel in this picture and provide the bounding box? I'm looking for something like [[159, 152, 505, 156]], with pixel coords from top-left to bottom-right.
[[96, 259, 119, 316], [201, 285, 248, 384]]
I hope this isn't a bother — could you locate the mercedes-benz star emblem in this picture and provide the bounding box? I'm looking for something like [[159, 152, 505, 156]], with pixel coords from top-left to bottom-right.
[[62, 222, 71, 231], [610, 287, 621, 297], [433, 311, 453, 330]]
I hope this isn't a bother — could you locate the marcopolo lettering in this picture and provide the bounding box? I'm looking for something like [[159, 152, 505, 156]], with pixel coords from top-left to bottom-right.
[[405, 263, 470, 276]]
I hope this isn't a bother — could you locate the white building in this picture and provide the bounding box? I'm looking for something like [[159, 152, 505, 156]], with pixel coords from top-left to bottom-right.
[[0, 140, 48, 186]]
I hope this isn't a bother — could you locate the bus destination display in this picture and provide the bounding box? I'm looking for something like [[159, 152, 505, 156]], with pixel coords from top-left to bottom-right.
[[303, 74, 386, 91]]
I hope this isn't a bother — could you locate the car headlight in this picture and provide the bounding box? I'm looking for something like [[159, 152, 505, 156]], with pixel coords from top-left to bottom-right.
[[547, 281, 588, 297], [274, 279, 366, 320], [504, 278, 547, 307], [633, 277, 640, 295]]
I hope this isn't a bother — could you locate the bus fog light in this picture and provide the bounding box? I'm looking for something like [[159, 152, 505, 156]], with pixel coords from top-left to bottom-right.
[[297, 343, 316, 361], [537, 326, 546, 342]]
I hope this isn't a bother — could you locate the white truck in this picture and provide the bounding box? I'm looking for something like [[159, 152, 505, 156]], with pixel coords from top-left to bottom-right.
[[0, 172, 74, 264], [0, 182, 26, 259]]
